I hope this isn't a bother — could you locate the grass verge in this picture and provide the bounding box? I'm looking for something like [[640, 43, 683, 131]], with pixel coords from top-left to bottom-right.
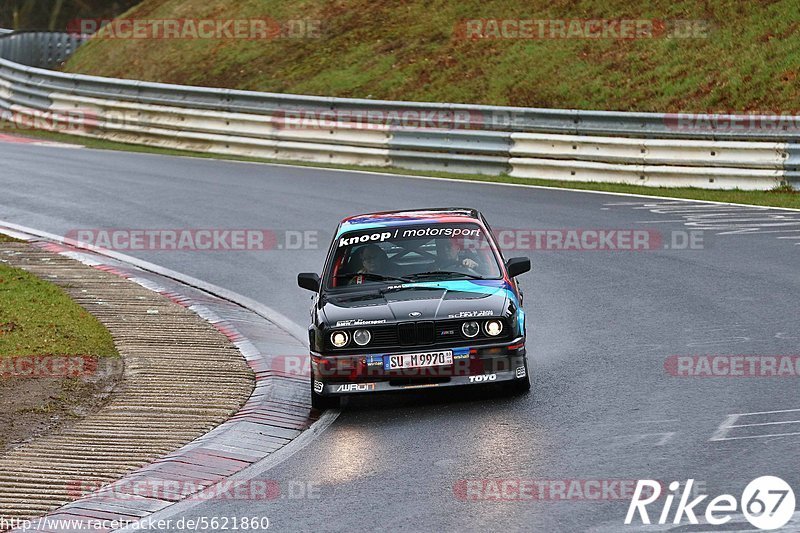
[[0, 261, 118, 357], [0, 248, 119, 451]]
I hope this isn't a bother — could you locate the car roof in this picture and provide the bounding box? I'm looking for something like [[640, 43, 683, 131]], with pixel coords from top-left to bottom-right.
[[339, 208, 481, 231]]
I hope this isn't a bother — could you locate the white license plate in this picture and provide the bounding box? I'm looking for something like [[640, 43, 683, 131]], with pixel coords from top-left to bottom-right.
[[384, 351, 453, 370]]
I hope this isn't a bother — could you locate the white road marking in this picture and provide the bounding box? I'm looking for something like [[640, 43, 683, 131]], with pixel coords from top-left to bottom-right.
[[686, 337, 750, 346], [730, 419, 800, 428], [710, 409, 800, 441], [632, 219, 690, 223], [711, 431, 800, 441], [608, 199, 800, 244], [732, 407, 800, 416], [710, 415, 742, 441], [729, 228, 800, 234], [612, 432, 675, 446]]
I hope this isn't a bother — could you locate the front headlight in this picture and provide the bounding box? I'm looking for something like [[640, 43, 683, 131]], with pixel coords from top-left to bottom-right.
[[462, 321, 480, 338], [484, 319, 503, 336], [353, 328, 371, 346], [330, 330, 349, 347]]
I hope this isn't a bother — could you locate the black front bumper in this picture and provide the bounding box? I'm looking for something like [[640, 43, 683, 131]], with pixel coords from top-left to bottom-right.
[[311, 337, 527, 396]]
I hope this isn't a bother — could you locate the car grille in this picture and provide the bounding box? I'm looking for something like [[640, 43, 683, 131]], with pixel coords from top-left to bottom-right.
[[371, 326, 398, 346], [394, 321, 436, 346], [327, 319, 509, 351], [398, 322, 416, 345], [418, 321, 435, 344]]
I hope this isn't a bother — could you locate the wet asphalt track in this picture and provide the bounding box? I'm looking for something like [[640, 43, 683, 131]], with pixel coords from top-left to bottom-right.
[[2, 142, 799, 532]]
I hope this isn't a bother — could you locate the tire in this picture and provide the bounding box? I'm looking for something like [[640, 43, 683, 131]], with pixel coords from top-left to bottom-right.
[[310, 369, 341, 410]]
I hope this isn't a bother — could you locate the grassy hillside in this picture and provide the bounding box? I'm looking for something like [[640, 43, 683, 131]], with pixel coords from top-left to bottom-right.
[[62, 0, 800, 112]]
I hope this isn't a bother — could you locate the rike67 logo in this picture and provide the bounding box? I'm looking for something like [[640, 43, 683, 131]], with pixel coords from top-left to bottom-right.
[[626, 477, 796, 530]]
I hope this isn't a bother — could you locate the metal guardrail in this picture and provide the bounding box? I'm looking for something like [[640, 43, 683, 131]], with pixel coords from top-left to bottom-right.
[[0, 30, 796, 189], [0, 31, 84, 68]]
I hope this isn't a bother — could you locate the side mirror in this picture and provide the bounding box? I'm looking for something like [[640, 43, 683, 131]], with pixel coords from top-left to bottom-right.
[[298, 272, 321, 292], [505, 257, 531, 278]]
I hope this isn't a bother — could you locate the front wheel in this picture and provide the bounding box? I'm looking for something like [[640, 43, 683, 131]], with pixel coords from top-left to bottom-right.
[[311, 369, 340, 410]]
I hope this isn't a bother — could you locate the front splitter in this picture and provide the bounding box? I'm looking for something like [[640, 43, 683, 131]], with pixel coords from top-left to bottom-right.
[[317, 367, 526, 395]]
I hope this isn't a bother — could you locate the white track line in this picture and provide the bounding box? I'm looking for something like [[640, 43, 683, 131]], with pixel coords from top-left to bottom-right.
[[732, 408, 800, 417], [729, 420, 800, 428]]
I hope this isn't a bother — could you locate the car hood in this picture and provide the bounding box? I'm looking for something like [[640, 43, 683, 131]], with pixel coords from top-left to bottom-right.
[[320, 279, 513, 326]]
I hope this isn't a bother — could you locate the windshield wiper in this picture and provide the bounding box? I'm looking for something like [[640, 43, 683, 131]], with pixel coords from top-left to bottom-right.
[[406, 270, 485, 280], [334, 273, 412, 283]]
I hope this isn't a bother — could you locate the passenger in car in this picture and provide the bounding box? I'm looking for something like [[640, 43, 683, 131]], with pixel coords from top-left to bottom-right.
[[349, 244, 391, 284]]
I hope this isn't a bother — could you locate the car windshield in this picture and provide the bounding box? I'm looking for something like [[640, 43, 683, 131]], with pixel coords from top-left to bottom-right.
[[325, 223, 502, 288]]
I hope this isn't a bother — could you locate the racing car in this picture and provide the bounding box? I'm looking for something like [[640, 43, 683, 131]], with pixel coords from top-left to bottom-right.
[[297, 208, 531, 409]]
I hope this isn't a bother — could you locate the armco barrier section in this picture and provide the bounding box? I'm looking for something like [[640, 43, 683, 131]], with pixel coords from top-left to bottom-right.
[[0, 31, 797, 190], [0, 31, 84, 68]]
